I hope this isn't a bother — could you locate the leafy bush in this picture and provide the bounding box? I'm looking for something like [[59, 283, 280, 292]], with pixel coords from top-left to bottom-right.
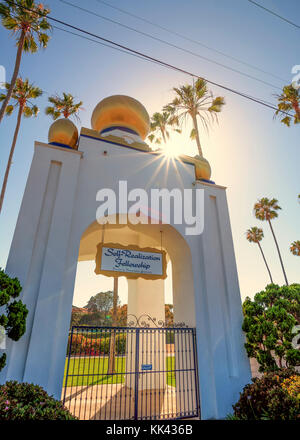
[[282, 375, 300, 399], [242, 283, 300, 372], [0, 268, 28, 371], [232, 369, 300, 420], [0, 381, 77, 420]]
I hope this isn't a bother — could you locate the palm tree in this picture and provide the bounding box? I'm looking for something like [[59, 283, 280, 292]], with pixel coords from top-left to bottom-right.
[[290, 240, 300, 256], [275, 84, 300, 126], [0, 77, 42, 213], [163, 78, 225, 157], [254, 197, 288, 285], [0, 0, 51, 124], [246, 227, 273, 283], [148, 111, 180, 145], [45, 93, 83, 120]]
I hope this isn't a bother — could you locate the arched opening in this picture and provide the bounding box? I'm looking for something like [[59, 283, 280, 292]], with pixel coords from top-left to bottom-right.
[[61, 216, 199, 420], [72, 216, 195, 326]]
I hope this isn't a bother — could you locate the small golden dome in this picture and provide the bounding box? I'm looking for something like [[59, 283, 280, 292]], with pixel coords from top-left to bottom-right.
[[91, 95, 150, 140], [194, 156, 211, 181], [48, 118, 78, 149]]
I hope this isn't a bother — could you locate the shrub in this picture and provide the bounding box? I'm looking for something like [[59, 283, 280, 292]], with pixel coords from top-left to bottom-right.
[[67, 332, 127, 355], [282, 375, 300, 399], [0, 381, 77, 420], [232, 369, 300, 420], [242, 283, 300, 372], [0, 268, 28, 371]]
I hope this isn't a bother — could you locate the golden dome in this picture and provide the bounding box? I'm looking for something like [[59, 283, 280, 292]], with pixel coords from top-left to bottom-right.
[[48, 118, 78, 149], [91, 95, 150, 140], [194, 156, 211, 181]]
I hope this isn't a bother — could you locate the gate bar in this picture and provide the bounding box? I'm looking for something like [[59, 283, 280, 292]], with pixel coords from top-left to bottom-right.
[[134, 328, 140, 420]]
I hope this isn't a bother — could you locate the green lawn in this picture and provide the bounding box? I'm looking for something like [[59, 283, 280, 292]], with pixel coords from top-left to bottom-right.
[[63, 356, 176, 387], [166, 356, 175, 387]]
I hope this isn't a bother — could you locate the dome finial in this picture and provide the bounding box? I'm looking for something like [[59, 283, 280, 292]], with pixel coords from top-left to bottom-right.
[[91, 95, 150, 140], [48, 118, 78, 149]]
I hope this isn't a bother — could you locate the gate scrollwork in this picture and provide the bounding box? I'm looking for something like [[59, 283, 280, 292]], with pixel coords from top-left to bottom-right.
[[127, 313, 188, 328]]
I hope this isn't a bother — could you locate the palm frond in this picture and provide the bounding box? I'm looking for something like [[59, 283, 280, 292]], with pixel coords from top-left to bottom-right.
[[164, 78, 225, 154], [46, 92, 83, 121], [5, 104, 14, 115], [2, 76, 41, 119]]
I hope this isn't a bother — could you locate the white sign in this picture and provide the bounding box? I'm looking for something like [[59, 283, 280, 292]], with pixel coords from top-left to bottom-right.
[[95, 243, 167, 280]]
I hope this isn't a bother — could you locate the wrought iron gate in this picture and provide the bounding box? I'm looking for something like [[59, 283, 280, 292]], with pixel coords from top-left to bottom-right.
[[62, 325, 200, 420]]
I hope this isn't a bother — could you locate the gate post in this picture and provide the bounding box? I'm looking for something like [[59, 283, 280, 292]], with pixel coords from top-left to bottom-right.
[[193, 328, 201, 418], [134, 328, 140, 420]]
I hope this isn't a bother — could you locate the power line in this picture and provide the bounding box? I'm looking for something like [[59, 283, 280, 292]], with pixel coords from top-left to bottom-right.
[[53, 24, 280, 110], [95, 0, 288, 83], [59, 0, 282, 91], [247, 0, 300, 29], [5, 0, 290, 117], [52, 25, 174, 67]]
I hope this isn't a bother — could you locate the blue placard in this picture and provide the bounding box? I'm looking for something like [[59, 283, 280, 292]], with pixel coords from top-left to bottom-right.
[[141, 364, 152, 371]]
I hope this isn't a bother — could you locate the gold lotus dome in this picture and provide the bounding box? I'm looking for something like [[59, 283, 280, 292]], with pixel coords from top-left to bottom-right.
[[48, 118, 78, 149], [194, 156, 212, 181], [91, 95, 150, 140]]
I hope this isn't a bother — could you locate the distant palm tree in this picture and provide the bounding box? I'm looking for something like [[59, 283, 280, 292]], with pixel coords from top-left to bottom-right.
[[0, 0, 51, 124], [246, 227, 273, 283], [0, 78, 42, 213], [45, 93, 83, 120], [164, 78, 225, 156], [290, 240, 300, 256], [275, 84, 300, 126], [148, 111, 180, 145], [254, 197, 288, 285]]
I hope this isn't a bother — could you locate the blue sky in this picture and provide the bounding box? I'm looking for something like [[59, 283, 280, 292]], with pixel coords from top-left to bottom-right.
[[0, 0, 299, 305]]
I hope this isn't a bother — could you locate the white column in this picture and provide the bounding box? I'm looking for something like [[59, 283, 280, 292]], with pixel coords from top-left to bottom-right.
[[189, 183, 251, 419], [0, 143, 81, 399], [126, 278, 166, 391]]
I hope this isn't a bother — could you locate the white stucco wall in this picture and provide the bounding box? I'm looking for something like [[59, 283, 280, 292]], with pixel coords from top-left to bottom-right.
[[0, 132, 251, 419]]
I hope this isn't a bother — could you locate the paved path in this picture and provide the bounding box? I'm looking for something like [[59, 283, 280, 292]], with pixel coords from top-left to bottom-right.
[[62, 384, 179, 420]]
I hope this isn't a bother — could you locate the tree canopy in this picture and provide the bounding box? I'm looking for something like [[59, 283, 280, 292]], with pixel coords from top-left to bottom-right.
[[242, 283, 300, 373], [0, 268, 28, 371], [84, 291, 117, 313]]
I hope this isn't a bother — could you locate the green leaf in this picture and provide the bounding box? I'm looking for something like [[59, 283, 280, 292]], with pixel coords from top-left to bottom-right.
[[5, 104, 14, 115], [281, 116, 291, 126]]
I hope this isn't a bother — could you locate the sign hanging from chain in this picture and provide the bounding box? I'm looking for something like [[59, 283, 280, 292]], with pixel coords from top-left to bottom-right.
[[95, 242, 167, 280]]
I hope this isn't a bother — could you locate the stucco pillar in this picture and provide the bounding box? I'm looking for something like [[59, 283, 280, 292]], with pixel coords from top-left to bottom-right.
[[126, 277, 166, 389], [187, 183, 252, 420], [0, 142, 81, 398]]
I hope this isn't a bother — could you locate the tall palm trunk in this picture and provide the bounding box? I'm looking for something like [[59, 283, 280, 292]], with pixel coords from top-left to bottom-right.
[[292, 100, 300, 120], [191, 112, 203, 157], [107, 277, 118, 375], [0, 31, 25, 124], [0, 104, 23, 213], [161, 127, 167, 144], [257, 241, 273, 284], [268, 219, 288, 285]]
